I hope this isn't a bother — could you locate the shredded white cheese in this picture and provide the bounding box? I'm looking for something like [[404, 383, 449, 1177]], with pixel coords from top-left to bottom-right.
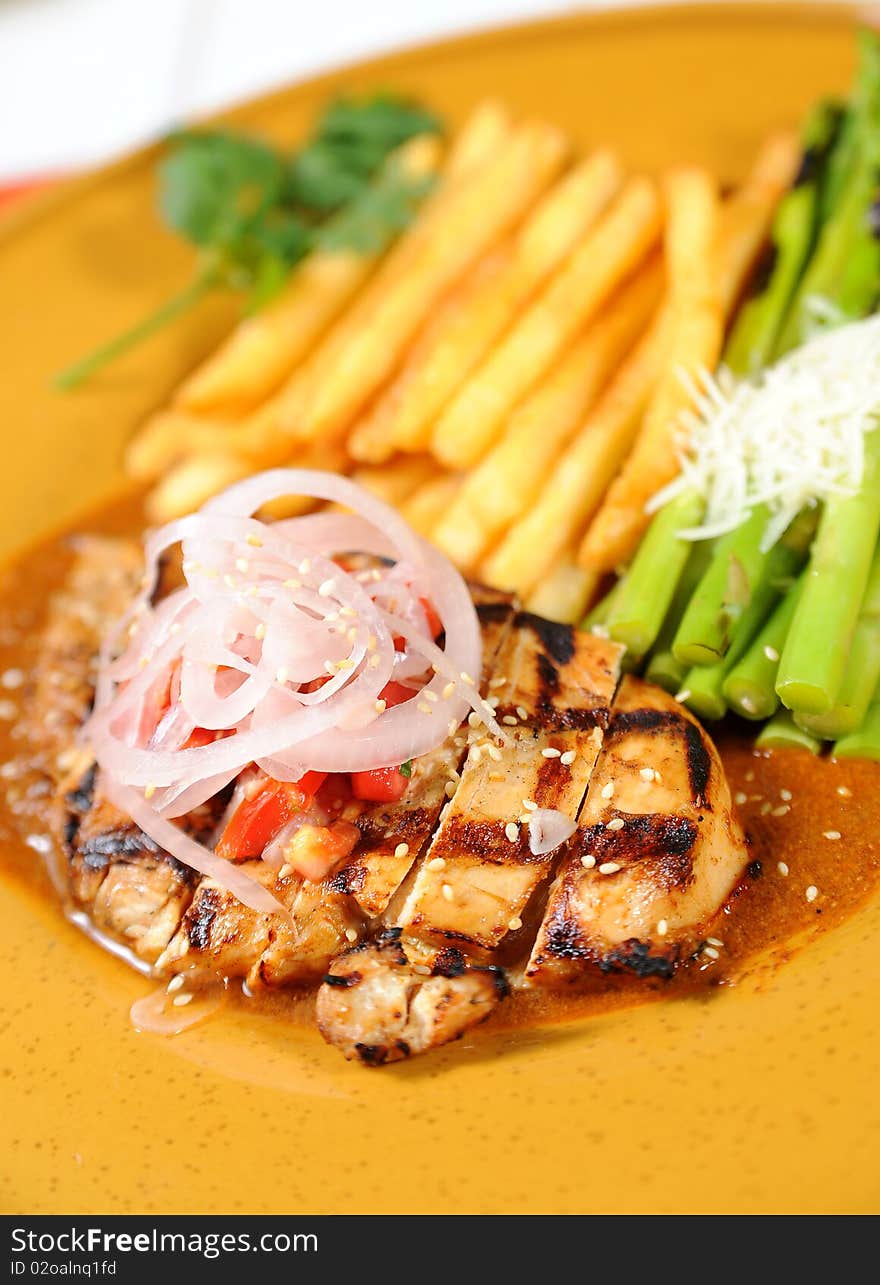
[[649, 315, 880, 549]]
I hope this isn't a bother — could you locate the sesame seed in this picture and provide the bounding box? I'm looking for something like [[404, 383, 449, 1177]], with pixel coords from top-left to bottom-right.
[[763, 645, 780, 662], [275, 667, 289, 684], [516, 705, 528, 720], [424, 690, 439, 703], [542, 746, 562, 759], [779, 788, 792, 801], [345, 928, 358, 943], [703, 946, 720, 961], [760, 801, 772, 816], [144, 784, 156, 800], [598, 861, 620, 875], [467, 711, 481, 728], [166, 975, 184, 994], [502, 715, 519, 726], [246, 533, 263, 547], [489, 676, 507, 689], [823, 830, 841, 841], [606, 817, 625, 831], [486, 744, 503, 761], [235, 558, 249, 574], [255, 622, 266, 641], [223, 574, 237, 589], [591, 624, 610, 639], [468, 744, 483, 764], [447, 719, 459, 736], [777, 861, 789, 877], [745, 769, 755, 782], [837, 785, 852, 798], [507, 917, 523, 932], [412, 963, 432, 976], [461, 672, 475, 686], [581, 854, 596, 869], [560, 750, 576, 766], [441, 884, 455, 902], [505, 822, 519, 843], [394, 843, 409, 859], [283, 578, 302, 591], [806, 885, 818, 903], [706, 936, 723, 947], [339, 606, 356, 619], [298, 559, 311, 575], [417, 701, 434, 715], [442, 682, 456, 699], [771, 804, 790, 817], [601, 781, 615, 799], [639, 767, 655, 782], [734, 791, 747, 805], [444, 781, 457, 797], [675, 688, 691, 704], [318, 578, 336, 597], [374, 699, 387, 715], [428, 857, 446, 872], [656, 919, 668, 937], [172, 993, 194, 1007], [522, 798, 537, 812]]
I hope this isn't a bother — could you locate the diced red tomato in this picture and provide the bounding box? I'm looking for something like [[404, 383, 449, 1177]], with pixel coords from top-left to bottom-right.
[[215, 771, 327, 861], [350, 766, 409, 803], [283, 820, 361, 882], [184, 727, 220, 749], [419, 596, 443, 639], [379, 680, 417, 708]]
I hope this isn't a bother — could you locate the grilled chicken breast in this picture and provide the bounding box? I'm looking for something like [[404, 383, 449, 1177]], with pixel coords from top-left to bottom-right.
[[29, 539, 750, 1066], [526, 675, 748, 983]]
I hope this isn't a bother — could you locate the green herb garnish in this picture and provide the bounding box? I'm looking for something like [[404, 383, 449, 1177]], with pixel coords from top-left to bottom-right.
[[399, 759, 413, 778], [55, 94, 441, 390]]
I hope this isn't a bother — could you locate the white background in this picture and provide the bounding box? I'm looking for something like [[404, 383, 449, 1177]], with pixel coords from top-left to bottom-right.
[[0, 0, 826, 181]]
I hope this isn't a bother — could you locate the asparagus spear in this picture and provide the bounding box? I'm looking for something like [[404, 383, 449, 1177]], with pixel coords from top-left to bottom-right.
[[820, 29, 880, 223], [833, 692, 880, 760], [671, 506, 771, 666], [776, 31, 880, 353], [777, 429, 880, 716], [605, 490, 705, 659], [677, 516, 813, 719], [644, 538, 715, 692], [795, 539, 880, 738], [723, 101, 842, 377], [582, 578, 624, 632], [756, 710, 822, 754], [723, 574, 805, 720]]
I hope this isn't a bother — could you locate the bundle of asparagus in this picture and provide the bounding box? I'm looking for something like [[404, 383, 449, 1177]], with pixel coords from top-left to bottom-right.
[[587, 29, 880, 761]]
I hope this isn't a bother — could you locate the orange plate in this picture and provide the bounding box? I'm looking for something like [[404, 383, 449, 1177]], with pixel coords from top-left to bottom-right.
[[0, 4, 877, 1215]]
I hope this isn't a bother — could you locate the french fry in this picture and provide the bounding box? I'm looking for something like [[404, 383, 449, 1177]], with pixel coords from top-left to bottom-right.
[[715, 130, 799, 314], [578, 167, 722, 571], [399, 474, 463, 539], [432, 259, 663, 569], [431, 176, 663, 469], [348, 455, 438, 506], [524, 555, 601, 624], [282, 120, 570, 446], [380, 150, 623, 453], [346, 246, 510, 463], [441, 100, 512, 181], [146, 439, 349, 524], [125, 410, 239, 481], [483, 308, 670, 595]]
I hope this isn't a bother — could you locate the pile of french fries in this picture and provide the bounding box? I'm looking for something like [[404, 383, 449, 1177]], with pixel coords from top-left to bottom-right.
[[128, 101, 799, 623]]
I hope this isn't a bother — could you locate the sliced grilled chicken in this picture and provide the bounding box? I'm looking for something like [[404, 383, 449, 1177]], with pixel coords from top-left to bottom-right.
[[327, 589, 515, 917], [318, 619, 624, 1061], [316, 929, 507, 1066], [395, 614, 623, 953], [526, 675, 748, 985]]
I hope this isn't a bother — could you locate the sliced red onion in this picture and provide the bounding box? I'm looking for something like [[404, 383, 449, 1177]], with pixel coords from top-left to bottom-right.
[[84, 469, 491, 911], [528, 809, 577, 857]]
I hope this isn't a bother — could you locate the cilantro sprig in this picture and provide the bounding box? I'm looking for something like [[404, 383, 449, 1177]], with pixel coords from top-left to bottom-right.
[[55, 94, 441, 390]]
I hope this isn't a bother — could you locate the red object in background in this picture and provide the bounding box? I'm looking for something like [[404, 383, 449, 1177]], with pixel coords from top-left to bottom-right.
[[0, 180, 48, 211]]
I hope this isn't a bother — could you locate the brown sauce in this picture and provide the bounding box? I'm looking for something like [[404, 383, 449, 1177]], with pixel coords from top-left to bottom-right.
[[1, 494, 879, 1041]]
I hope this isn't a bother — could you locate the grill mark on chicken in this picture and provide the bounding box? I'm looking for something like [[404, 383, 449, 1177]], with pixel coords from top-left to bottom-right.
[[526, 676, 748, 987]]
